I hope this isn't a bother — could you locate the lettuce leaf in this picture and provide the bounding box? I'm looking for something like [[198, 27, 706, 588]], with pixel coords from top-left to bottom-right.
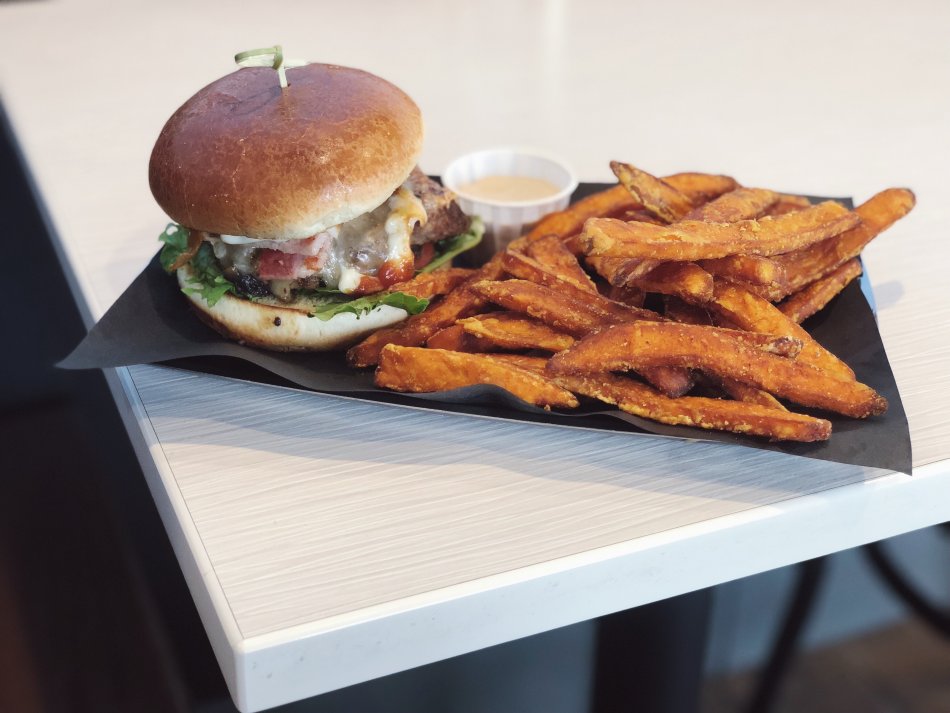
[[419, 216, 485, 273], [299, 289, 429, 321], [159, 224, 237, 307], [157, 222, 430, 315], [158, 223, 191, 272]]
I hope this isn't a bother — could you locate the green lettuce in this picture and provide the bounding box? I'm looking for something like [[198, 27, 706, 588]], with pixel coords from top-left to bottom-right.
[[300, 290, 429, 321], [157, 223, 428, 315], [419, 216, 485, 273], [158, 224, 236, 307]]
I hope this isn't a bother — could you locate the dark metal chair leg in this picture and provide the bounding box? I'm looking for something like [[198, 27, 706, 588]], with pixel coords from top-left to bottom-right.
[[592, 587, 712, 713], [744, 557, 828, 713], [863, 539, 950, 639]]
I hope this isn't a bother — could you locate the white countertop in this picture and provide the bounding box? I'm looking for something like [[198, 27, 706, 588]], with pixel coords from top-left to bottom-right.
[[4, 1, 949, 710]]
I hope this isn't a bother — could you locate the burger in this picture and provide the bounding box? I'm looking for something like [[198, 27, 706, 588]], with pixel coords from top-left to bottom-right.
[[150, 59, 481, 350]]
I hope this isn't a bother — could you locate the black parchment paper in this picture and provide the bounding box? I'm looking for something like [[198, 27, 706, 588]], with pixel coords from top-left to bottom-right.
[[60, 186, 912, 474]]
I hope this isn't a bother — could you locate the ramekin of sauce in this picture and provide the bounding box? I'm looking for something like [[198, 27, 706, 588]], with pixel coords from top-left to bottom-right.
[[442, 148, 578, 260]]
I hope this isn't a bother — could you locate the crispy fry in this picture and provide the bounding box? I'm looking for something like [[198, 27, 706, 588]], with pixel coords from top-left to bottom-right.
[[663, 296, 713, 326], [632, 261, 715, 302], [683, 187, 779, 222], [610, 161, 694, 223], [698, 254, 787, 287], [526, 173, 739, 243], [607, 284, 646, 308], [763, 194, 813, 217], [663, 172, 741, 205], [347, 254, 506, 367], [501, 253, 664, 324], [486, 354, 550, 375], [584, 201, 861, 261], [779, 258, 862, 324], [468, 279, 614, 337], [547, 322, 887, 418], [388, 267, 475, 299], [552, 372, 829, 442], [585, 256, 663, 287], [524, 235, 598, 293], [458, 313, 575, 352], [468, 280, 691, 397], [376, 345, 578, 410], [707, 282, 855, 380], [718, 378, 788, 411], [425, 323, 488, 352], [773, 188, 915, 297]]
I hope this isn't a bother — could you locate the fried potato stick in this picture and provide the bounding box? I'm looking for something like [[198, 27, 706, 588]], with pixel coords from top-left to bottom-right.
[[610, 161, 694, 223], [552, 372, 829, 442], [547, 322, 886, 418], [585, 256, 663, 287], [389, 267, 475, 299], [458, 313, 575, 353], [707, 282, 855, 380], [779, 258, 862, 324], [526, 173, 739, 244], [683, 187, 779, 222], [524, 235, 598, 293], [773, 188, 915, 297], [764, 194, 813, 217], [584, 201, 861, 261], [698, 254, 788, 287], [468, 279, 614, 337], [718, 378, 788, 411], [468, 280, 692, 397], [501, 253, 663, 324], [426, 323, 488, 352], [376, 345, 578, 410], [632, 262, 715, 302], [347, 254, 506, 367]]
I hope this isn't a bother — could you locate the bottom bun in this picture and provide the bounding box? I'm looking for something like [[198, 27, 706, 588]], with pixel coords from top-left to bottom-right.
[[178, 265, 410, 351]]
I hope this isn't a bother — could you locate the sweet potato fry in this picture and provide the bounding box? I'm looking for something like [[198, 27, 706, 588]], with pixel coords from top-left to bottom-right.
[[376, 345, 578, 410], [347, 254, 506, 367], [707, 282, 854, 380], [524, 235, 598, 293], [698, 254, 787, 287], [547, 322, 886, 418], [584, 201, 861, 261], [585, 256, 663, 287], [607, 284, 646, 308], [552, 372, 830, 442], [764, 194, 813, 217], [468, 280, 691, 397], [425, 323, 488, 352], [486, 354, 550, 375], [779, 258, 862, 324], [469, 279, 612, 337], [773, 188, 915, 297], [683, 187, 779, 222], [526, 173, 739, 243], [388, 268, 475, 299], [500, 254, 663, 324], [632, 262, 715, 302], [610, 161, 694, 223], [663, 296, 712, 326], [718, 378, 787, 411], [458, 313, 575, 353]]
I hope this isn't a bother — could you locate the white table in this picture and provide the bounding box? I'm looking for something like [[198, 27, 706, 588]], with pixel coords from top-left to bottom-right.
[[4, 1, 949, 710]]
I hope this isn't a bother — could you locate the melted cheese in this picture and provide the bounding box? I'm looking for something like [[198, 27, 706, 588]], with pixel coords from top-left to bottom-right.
[[207, 182, 428, 293]]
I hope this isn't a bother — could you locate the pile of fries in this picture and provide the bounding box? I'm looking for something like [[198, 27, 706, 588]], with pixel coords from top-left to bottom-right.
[[346, 163, 915, 442]]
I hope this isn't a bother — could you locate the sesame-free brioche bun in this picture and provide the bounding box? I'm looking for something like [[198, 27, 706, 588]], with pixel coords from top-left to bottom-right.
[[177, 264, 409, 351], [149, 63, 424, 240]]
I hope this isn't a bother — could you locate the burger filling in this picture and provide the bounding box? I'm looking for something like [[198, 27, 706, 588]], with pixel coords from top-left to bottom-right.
[[159, 170, 480, 318]]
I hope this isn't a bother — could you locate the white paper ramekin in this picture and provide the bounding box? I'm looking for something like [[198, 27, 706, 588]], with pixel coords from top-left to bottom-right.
[[442, 148, 578, 260]]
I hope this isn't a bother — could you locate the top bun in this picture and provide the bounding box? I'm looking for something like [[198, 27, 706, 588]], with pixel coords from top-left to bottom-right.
[[149, 64, 424, 240]]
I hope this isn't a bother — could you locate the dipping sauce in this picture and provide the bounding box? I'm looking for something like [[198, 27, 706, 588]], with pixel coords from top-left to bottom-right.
[[458, 175, 562, 203]]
